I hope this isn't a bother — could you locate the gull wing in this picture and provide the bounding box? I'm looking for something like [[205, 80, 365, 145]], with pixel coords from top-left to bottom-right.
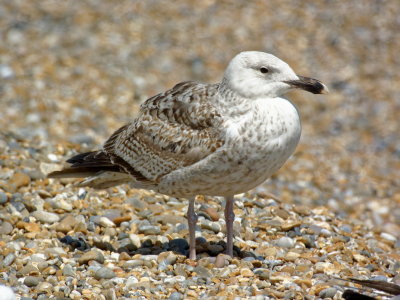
[[100, 81, 225, 184]]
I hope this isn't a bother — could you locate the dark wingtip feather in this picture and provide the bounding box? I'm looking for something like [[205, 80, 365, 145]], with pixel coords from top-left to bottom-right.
[[66, 151, 96, 165], [48, 167, 99, 178]]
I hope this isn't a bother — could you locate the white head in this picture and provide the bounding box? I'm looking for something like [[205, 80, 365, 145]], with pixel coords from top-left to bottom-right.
[[223, 51, 328, 98]]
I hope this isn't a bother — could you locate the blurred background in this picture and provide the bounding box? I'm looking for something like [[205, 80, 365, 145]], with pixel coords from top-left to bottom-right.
[[1, 1, 399, 235]]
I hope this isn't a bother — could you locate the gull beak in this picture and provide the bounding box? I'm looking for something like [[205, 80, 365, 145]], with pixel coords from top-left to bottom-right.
[[285, 75, 329, 95]]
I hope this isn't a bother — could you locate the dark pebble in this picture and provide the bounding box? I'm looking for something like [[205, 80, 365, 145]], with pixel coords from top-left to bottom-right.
[[60, 235, 90, 250], [168, 238, 189, 255], [93, 240, 116, 252]]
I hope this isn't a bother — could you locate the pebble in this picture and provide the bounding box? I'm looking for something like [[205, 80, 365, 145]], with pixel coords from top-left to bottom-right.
[[55, 215, 79, 233], [99, 217, 116, 228], [0, 191, 7, 204], [125, 234, 140, 249], [36, 282, 52, 294], [78, 250, 105, 265], [200, 219, 222, 233], [0, 285, 16, 300], [0, 221, 13, 235], [206, 243, 224, 256], [2, 253, 16, 267], [380, 232, 396, 242], [193, 266, 212, 278], [214, 254, 228, 268], [49, 194, 73, 211], [94, 267, 116, 280], [168, 292, 184, 300], [200, 206, 220, 221], [157, 251, 177, 266], [8, 172, 31, 188], [319, 287, 338, 298], [23, 276, 42, 287], [240, 268, 254, 277], [276, 236, 295, 248], [31, 211, 60, 223], [62, 264, 75, 277], [168, 239, 189, 254], [138, 225, 161, 235], [253, 268, 270, 280]]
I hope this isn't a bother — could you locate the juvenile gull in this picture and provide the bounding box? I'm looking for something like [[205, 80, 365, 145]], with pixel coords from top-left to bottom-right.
[[49, 51, 328, 259]]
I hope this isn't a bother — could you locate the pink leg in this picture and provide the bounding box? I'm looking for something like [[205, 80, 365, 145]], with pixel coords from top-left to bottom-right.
[[224, 195, 235, 257], [187, 197, 198, 260]]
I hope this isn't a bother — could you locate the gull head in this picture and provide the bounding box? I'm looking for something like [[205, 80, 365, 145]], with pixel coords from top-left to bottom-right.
[[223, 51, 328, 99]]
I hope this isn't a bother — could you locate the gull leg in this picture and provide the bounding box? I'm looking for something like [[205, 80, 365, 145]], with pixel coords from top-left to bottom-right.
[[224, 195, 235, 257], [187, 197, 198, 260]]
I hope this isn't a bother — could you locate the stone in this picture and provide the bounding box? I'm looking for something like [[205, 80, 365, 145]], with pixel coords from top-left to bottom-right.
[[138, 225, 161, 235], [31, 211, 60, 224], [193, 266, 212, 278], [0, 191, 7, 204], [168, 292, 184, 300], [2, 253, 16, 267], [254, 268, 270, 280], [168, 239, 189, 255], [0, 285, 16, 300], [123, 260, 144, 268], [281, 221, 302, 231], [62, 264, 75, 277], [240, 268, 254, 277], [104, 288, 117, 300], [319, 287, 338, 298], [200, 206, 220, 221], [157, 251, 177, 265], [78, 250, 105, 265], [55, 215, 78, 233], [0, 221, 13, 235], [51, 195, 73, 212], [17, 263, 39, 276], [118, 252, 131, 261], [153, 214, 187, 225], [206, 244, 224, 256], [94, 267, 116, 280], [24, 276, 42, 287], [200, 219, 221, 233], [16, 221, 40, 232], [157, 251, 178, 271], [45, 247, 67, 256], [36, 281, 52, 294], [129, 234, 142, 248], [8, 172, 30, 188], [214, 254, 228, 268], [381, 232, 396, 242], [98, 217, 115, 228], [125, 276, 139, 289], [276, 236, 295, 248]]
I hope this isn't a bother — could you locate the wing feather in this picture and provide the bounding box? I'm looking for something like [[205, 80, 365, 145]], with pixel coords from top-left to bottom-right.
[[103, 81, 225, 183]]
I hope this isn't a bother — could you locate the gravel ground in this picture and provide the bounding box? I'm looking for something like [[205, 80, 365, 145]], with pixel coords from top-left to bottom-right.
[[0, 1, 399, 299]]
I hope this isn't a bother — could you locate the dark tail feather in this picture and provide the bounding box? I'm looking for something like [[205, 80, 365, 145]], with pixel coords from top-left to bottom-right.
[[48, 166, 119, 178], [48, 151, 121, 179], [67, 151, 114, 167]]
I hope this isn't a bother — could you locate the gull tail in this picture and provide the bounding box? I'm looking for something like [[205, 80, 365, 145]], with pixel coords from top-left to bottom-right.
[[48, 151, 132, 189]]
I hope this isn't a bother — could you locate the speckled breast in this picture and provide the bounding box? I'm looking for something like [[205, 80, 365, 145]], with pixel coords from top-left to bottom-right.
[[157, 98, 301, 197]]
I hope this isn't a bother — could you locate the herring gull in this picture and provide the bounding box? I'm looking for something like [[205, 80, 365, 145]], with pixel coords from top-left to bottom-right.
[[49, 51, 328, 259]]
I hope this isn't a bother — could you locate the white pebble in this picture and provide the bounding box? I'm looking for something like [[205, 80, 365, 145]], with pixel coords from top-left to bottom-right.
[[276, 236, 295, 248], [99, 217, 115, 228], [0, 285, 16, 300], [381, 232, 396, 242]]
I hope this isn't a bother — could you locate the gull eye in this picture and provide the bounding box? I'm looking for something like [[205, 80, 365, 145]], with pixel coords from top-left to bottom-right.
[[259, 67, 269, 74]]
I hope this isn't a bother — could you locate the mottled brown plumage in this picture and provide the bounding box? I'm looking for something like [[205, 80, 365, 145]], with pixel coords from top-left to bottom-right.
[[49, 51, 328, 259]]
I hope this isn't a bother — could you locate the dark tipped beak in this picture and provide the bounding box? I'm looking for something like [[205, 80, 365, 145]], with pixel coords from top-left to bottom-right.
[[285, 75, 329, 94]]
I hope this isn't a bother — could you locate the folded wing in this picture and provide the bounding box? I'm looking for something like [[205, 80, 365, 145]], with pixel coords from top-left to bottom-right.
[[48, 81, 225, 188]]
